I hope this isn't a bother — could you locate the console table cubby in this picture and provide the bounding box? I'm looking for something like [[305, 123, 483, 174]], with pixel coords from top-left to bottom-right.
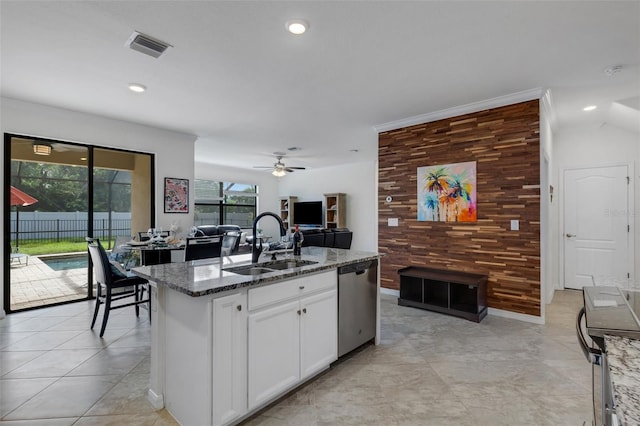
[[397, 266, 488, 322]]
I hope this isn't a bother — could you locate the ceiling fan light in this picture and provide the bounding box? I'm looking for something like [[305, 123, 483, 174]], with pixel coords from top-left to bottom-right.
[[33, 143, 52, 155], [272, 169, 286, 177]]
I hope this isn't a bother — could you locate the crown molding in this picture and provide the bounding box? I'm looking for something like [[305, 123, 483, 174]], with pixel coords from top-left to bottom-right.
[[375, 88, 544, 133]]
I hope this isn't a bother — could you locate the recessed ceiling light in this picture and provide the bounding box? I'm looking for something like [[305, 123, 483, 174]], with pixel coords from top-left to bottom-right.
[[128, 83, 146, 93], [286, 19, 309, 35], [583, 105, 597, 111]]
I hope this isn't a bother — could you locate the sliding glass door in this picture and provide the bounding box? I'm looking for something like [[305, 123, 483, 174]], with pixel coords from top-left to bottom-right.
[[4, 134, 153, 313], [93, 148, 153, 251]]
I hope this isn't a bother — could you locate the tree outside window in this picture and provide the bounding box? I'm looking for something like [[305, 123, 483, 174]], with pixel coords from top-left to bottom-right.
[[194, 180, 257, 228]]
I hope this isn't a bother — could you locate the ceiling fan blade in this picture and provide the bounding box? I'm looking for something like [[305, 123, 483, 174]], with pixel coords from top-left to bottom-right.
[[284, 168, 296, 173], [287, 166, 306, 170]]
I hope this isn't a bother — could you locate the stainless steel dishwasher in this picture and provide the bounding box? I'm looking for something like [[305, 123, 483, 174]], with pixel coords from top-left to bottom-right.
[[338, 259, 378, 357]]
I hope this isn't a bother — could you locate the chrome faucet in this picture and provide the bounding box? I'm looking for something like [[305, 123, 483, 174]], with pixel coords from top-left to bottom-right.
[[252, 212, 287, 263]]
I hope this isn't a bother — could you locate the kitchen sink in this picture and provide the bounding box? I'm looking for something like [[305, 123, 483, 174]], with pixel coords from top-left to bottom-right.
[[224, 259, 318, 276], [257, 259, 318, 270], [224, 265, 277, 276]]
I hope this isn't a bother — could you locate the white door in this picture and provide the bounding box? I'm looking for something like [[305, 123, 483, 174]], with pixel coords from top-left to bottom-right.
[[300, 289, 337, 380], [247, 300, 300, 410], [564, 165, 630, 289]]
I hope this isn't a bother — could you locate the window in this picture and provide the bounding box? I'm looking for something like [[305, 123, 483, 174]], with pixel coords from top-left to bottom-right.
[[194, 180, 257, 228]]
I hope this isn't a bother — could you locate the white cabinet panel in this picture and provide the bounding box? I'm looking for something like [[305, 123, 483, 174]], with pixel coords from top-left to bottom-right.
[[248, 271, 336, 311], [212, 292, 247, 426], [300, 289, 337, 379], [247, 272, 337, 411], [248, 299, 300, 409], [164, 291, 212, 426]]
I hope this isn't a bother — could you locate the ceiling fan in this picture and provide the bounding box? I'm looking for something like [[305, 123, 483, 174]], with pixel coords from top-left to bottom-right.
[[253, 155, 306, 177]]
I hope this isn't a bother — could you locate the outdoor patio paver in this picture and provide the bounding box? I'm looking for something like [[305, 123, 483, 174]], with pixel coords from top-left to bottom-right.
[[9, 256, 89, 311]]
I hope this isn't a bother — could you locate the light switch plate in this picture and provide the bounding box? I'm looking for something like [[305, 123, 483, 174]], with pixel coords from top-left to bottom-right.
[[510, 220, 519, 231], [388, 218, 399, 227]]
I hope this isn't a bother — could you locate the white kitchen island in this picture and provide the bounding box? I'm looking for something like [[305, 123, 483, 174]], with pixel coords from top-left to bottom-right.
[[132, 247, 379, 426]]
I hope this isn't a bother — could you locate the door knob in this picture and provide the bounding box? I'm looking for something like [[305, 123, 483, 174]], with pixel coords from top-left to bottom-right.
[[566, 233, 576, 238]]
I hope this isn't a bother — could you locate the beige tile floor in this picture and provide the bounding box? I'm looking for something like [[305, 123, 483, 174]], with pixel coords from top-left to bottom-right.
[[0, 290, 593, 425]]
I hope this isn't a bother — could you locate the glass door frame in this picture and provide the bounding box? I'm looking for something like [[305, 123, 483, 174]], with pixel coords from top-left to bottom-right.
[[3, 133, 156, 314]]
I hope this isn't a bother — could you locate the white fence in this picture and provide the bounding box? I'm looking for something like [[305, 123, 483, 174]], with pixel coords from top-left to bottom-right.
[[9, 211, 131, 242], [9, 211, 255, 242]]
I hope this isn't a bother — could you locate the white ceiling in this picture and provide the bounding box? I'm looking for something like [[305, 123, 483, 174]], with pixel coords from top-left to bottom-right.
[[1, 1, 639, 172]]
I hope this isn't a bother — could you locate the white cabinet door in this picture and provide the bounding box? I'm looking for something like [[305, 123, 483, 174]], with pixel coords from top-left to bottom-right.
[[300, 289, 337, 380], [212, 292, 247, 426], [248, 299, 300, 410]]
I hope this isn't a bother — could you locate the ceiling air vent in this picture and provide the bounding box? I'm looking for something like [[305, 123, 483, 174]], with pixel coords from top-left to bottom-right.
[[126, 31, 172, 59]]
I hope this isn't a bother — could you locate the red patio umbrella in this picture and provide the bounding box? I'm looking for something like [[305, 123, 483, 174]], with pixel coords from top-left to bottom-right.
[[10, 186, 38, 207], [10, 186, 38, 250]]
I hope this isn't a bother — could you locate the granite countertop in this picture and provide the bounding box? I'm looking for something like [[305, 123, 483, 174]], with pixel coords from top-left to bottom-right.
[[131, 246, 379, 297], [604, 335, 640, 425]]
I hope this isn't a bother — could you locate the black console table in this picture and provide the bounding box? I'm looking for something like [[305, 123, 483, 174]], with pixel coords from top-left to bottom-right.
[[397, 266, 488, 322]]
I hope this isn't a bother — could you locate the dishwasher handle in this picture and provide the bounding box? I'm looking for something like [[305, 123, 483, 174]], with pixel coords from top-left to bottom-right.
[[576, 307, 602, 365]]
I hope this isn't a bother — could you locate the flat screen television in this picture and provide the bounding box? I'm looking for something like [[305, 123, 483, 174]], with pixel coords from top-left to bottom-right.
[[293, 201, 323, 227]]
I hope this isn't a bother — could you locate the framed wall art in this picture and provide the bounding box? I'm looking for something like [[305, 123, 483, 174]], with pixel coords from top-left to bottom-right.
[[164, 177, 189, 213], [417, 161, 477, 222]]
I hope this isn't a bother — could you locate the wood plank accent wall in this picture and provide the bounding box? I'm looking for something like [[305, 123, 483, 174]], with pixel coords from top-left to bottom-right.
[[378, 100, 541, 316]]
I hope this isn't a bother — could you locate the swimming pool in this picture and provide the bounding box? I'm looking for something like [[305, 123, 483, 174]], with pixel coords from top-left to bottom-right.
[[41, 255, 88, 271]]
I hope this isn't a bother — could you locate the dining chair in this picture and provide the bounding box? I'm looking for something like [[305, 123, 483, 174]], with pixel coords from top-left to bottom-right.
[[86, 237, 150, 337], [110, 235, 139, 270], [221, 232, 240, 256], [184, 236, 222, 261]]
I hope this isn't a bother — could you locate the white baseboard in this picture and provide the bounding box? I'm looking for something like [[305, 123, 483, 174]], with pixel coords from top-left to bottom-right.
[[147, 388, 164, 410], [380, 288, 399, 297], [487, 307, 545, 324], [381, 287, 544, 324]]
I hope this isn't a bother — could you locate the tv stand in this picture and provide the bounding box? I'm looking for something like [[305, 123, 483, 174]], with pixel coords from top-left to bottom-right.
[[397, 266, 488, 322]]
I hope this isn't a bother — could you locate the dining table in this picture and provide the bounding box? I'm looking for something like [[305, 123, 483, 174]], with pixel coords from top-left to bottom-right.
[[126, 240, 185, 266]]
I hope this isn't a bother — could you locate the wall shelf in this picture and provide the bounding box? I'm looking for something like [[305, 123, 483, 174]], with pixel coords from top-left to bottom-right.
[[323, 193, 346, 229], [279, 196, 297, 231], [397, 266, 488, 322]]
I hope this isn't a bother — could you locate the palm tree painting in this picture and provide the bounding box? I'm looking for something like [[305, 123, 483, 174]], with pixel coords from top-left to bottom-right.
[[417, 161, 477, 222]]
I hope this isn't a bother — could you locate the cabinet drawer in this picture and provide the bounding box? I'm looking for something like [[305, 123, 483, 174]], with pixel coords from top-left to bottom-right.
[[248, 270, 336, 311]]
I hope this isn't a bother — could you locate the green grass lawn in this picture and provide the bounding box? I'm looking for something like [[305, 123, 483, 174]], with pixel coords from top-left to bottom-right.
[[14, 239, 116, 256]]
